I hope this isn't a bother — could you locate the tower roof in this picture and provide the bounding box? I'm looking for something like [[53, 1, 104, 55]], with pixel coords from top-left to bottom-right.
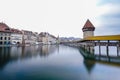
[[82, 19, 95, 31], [83, 19, 94, 28]]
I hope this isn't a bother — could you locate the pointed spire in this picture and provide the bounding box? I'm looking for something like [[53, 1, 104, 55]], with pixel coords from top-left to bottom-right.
[[82, 19, 95, 32]]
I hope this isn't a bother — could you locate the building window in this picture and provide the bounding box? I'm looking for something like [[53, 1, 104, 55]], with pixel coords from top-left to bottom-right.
[[0, 37, 3, 40], [0, 41, 2, 44], [4, 41, 7, 44], [4, 37, 7, 40], [8, 37, 10, 40], [8, 41, 11, 44]]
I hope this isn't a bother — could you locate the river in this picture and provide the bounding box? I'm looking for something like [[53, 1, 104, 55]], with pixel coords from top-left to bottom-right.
[[0, 45, 120, 80]]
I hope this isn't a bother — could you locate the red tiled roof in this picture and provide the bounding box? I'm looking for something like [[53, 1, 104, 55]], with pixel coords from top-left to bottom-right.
[[11, 28, 22, 34], [21, 30, 33, 35], [82, 19, 95, 31], [39, 32, 57, 39], [0, 22, 11, 32], [83, 19, 95, 28], [39, 32, 48, 37]]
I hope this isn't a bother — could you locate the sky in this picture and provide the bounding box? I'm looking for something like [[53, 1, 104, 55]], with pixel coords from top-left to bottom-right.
[[0, 0, 120, 38]]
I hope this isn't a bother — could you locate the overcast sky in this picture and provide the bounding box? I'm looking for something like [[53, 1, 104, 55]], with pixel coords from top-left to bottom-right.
[[0, 0, 120, 38]]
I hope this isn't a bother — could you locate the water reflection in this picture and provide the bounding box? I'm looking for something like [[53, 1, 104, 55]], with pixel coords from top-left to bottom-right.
[[1, 45, 120, 80], [0, 45, 58, 69], [83, 59, 96, 74], [0, 47, 11, 69], [39, 45, 57, 57], [79, 45, 120, 70]]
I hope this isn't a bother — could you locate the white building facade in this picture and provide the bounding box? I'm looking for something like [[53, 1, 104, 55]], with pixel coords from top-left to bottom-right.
[[22, 30, 38, 45], [11, 28, 23, 45], [0, 23, 11, 45], [39, 32, 57, 45]]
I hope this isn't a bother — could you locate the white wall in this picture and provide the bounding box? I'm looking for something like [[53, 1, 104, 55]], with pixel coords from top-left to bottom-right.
[[83, 31, 94, 38]]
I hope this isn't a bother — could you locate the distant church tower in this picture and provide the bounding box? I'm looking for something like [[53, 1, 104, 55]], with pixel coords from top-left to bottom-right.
[[82, 19, 95, 38]]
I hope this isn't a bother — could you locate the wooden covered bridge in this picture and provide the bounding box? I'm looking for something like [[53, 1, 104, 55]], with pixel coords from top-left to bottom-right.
[[63, 19, 120, 64]]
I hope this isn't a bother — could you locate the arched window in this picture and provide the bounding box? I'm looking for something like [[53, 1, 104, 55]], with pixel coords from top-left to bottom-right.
[[4, 41, 7, 44], [0, 41, 2, 44], [8, 37, 10, 40], [4, 37, 7, 40], [0, 37, 2, 40]]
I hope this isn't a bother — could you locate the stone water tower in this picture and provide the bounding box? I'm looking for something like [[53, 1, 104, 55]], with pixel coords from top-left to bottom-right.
[[82, 19, 95, 38]]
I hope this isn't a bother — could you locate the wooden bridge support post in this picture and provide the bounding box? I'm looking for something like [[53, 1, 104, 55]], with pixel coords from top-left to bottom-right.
[[84, 45, 87, 53], [117, 40, 120, 56], [118, 46, 120, 56], [117, 44, 119, 56], [92, 41, 95, 54], [88, 45, 90, 53], [106, 40, 109, 57], [98, 40, 101, 56], [90, 46, 94, 54]]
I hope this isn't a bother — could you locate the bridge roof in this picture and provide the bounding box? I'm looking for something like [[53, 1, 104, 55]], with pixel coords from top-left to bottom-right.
[[80, 35, 120, 41]]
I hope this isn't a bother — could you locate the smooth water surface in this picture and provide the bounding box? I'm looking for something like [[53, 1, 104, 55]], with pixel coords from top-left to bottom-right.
[[0, 45, 120, 80]]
